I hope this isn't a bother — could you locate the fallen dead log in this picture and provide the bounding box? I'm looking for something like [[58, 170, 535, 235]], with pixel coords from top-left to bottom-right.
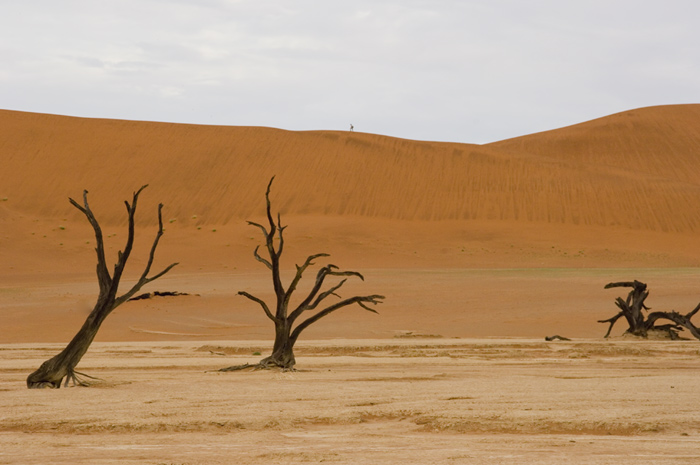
[[129, 291, 193, 301], [545, 335, 571, 341], [600, 280, 700, 340]]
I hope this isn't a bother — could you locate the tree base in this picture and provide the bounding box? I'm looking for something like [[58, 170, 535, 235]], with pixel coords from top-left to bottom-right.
[[621, 328, 689, 341], [27, 369, 102, 389]]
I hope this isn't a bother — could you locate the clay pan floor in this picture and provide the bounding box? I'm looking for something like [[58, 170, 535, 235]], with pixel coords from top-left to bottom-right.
[[2, 337, 700, 464]]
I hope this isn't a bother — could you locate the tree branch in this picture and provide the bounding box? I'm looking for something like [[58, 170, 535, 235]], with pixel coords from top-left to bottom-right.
[[70, 190, 111, 288], [302, 272, 365, 313], [598, 311, 624, 338], [264, 177, 276, 237], [276, 213, 286, 258], [288, 265, 364, 322], [110, 186, 148, 291], [686, 302, 700, 319], [308, 278, 347, 309], [604, 281, 647, 290], [283, 253, 330, 308], [290, 295, 384, 341], [252, 245, 273, 270], [247, 221, 269, 239], [238, 291, 277, 322], [114, 201, 178, 307], [646, 310, 700, 340]]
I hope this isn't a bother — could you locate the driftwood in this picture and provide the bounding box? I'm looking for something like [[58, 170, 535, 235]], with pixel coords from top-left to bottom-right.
[[220, 177, 384, 372], [599, 280, 700, 340], [545, 335, 571, 341]]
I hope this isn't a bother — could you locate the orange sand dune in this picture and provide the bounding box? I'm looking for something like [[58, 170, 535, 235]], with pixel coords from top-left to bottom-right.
[[3, 105, 700, 343], [2, 105, 700, 231], [2, 104, 700, 272], [489, 104, 700, 185]]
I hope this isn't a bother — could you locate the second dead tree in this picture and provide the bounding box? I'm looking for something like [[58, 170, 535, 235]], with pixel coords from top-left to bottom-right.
[[220, 178, 384, 371], [599, 280, 700, 340]]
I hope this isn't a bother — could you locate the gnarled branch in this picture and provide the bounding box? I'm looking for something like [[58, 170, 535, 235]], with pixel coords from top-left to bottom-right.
[[597, 311, 625, 338], [252, 245, 273, 270], [288, 265, 364, 322], [114, 202, 179, 307], [238, 291, 277, 323], [290, 294, 384, 341], [283, 253, 330, 308]]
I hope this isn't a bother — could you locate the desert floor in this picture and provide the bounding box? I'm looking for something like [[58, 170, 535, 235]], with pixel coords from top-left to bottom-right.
[[2, 269, 700, 464], [2, 337, 700, 464]]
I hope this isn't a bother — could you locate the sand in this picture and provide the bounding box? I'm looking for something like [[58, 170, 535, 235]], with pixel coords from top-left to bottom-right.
[[1, 339, 699, 464], [2, 105, 700, 463]]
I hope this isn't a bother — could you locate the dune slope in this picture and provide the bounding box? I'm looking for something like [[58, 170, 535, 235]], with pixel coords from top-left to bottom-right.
[[2, 105, 700, 233], [3, 106, 700, 343]]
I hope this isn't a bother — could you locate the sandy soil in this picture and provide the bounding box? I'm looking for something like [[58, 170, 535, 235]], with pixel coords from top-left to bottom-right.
[[5, 268, 700, 344], [2, 338, 700, 464]]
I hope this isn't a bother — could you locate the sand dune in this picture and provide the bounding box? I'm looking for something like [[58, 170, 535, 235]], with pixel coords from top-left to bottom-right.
[[489, 104, 700, 185], [3, 105, 700, 345], [2, 105, 700, 232], [4, 104, 700, 274]]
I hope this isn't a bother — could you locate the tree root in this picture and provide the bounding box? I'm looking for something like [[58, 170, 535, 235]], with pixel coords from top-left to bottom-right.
[[27, 370, 103, 389], [217, 360, 296, 372], [64, 370, 103, 387], [217, 363, 259, 372]]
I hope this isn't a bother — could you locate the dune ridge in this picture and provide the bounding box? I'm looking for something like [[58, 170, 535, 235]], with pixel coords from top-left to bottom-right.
[[2, 105, 700, 233]]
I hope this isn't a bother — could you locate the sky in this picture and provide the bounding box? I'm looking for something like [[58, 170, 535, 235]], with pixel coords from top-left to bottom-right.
[[1, 0, 699, 144]]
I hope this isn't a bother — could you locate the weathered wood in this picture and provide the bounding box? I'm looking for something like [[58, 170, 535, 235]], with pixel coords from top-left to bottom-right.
[[221, 177, 384, 371], [545, 335, 571, 341], [129, 291, 191, 301], [600, 280, 700, 340], [26, 187, 178, 388]]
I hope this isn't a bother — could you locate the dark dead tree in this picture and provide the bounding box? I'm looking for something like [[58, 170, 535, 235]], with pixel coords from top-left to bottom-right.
[[599, 280, 700, 340], [26, 186, 178, 388], [220, 177, 384, 371]]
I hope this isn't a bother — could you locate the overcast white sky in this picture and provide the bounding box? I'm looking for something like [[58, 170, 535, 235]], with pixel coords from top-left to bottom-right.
[[1, 1, 699, 143]]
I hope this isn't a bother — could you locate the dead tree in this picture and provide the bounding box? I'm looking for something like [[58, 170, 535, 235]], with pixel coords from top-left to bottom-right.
[[221, 177, 384, 371], [599, 280, 700, 340], [26, 186, 178, 388]]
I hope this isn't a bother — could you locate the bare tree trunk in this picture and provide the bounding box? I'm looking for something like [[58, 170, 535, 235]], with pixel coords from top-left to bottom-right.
[[26, 313, 105, 388], [27, 187, 177, 388], [260, 322, 297, 369]]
